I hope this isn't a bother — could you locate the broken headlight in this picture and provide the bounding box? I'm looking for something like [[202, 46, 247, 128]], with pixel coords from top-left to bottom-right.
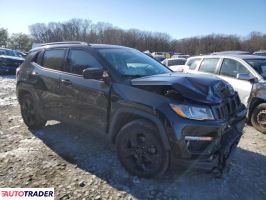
[[170, 104, 214, 120]]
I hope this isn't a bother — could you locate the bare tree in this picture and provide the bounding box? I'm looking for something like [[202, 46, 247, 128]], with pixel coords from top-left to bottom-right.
[[28, 18, 266, 54]]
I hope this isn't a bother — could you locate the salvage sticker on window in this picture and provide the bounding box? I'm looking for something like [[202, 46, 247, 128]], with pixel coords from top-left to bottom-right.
[[0, 188, 54, 199]]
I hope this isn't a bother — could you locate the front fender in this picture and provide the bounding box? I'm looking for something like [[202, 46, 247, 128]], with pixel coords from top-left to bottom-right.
[[108, 107, 171, 150]]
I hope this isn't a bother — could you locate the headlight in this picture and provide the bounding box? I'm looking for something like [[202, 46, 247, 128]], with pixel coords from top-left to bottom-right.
[[170, 104, 214, 120]]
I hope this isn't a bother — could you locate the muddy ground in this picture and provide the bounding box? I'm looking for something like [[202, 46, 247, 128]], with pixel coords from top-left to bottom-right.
[[0, 75, 265, 200]]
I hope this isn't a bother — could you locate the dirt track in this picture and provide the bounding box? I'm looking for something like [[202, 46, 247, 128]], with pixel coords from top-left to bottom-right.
[[0, 75, 265, 200]]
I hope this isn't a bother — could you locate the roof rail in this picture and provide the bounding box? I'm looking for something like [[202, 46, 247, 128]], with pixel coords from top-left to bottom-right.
[[40, 41, 89, 46]]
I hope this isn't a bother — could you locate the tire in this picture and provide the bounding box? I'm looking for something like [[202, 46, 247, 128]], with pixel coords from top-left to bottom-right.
[[116, 119, 170, 178], [251, 103, 266, 134], [20, 94, 47, 129]]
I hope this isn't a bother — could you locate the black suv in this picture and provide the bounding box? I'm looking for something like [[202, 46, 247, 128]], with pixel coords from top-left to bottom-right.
[[16, 42, 247, 178]]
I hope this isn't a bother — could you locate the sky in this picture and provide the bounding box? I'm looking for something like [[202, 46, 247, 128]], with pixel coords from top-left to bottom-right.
[[0, 0, 265, 39]]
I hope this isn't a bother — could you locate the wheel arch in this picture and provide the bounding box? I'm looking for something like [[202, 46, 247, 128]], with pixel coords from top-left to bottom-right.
[[248, 97, 266, 121], [108, 108, 171, 150]]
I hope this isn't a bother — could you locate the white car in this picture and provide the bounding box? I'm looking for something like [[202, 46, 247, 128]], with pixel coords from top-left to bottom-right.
[[171, 54, 190, 59], [184, 54, 266, 133], [162, 58, 187, 72]]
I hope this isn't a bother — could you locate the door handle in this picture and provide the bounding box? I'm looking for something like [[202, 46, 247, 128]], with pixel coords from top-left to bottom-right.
[[60, 79, 72, 86]]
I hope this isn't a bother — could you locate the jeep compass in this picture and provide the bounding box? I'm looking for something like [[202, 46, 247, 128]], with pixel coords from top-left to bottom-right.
[[16, 42, 246, 178]]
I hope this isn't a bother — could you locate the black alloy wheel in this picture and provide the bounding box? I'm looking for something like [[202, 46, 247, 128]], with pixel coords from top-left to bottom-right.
[[20, 94, 46, 129], [116, 119, 169, 178]]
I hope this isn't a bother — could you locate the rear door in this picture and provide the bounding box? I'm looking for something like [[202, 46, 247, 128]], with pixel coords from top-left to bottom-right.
[[59, 48, 110, 131], [217, 58, 253, 106], [31, 48, 68, 119]]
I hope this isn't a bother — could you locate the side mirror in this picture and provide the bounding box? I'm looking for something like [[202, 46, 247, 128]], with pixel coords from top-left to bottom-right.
[[83, 68, 104, 80], [236, 73, 258, 83]]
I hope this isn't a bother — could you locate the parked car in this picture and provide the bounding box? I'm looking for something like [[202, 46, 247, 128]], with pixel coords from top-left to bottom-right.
[[211, 51, 251, 55], [171, 54, 190, 59], [253, 50, 266, 57], [162, 58, 187, 72], [152, 52, 171, 59], [153, 55, 165, 62], [0, 48, 25, 74], [16, 42, 246, 177], [185, 54, 266, 133], [14, 50, 27, 58]]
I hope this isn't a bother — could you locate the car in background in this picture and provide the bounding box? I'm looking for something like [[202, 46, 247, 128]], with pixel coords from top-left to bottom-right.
[[253, 50, 266, 57], [211, 51, 251, 55], [153, 55, 166, 62], [152, 52, 171, 59], [0, 48, 25, 74], [171, 54, 190, 59], [14, 50, 27, 58], [185, 54, 266, 134], [162, 58, 187, 72]]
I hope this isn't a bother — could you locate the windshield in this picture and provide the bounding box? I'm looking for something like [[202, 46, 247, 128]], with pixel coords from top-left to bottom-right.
[[98, 48, 171, 78], [0, 49, 16, 57], [245, 59, 266, 79]]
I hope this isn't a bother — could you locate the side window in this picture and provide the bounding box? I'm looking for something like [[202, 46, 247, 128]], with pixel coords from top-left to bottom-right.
[[186, 58, 201, 70], [43, 49, 66, 71], [68, 49, 102, 75], [220, 58, 251, 78], [31, 51, 42, 65], [199, 58, 219, 73]]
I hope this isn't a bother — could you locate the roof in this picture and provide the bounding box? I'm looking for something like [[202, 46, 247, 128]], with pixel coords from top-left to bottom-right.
[[254, 50, 266, 53], [164, 57, 187, 61], [226, 54, 266, 59], [89, 44, 130, 49], [29, 41, 131, 52], [189, 54, 266, 60]]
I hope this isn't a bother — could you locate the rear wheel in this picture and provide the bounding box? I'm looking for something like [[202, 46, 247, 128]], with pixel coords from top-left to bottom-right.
[[116, 119, 169, 178], [251, 103, 266, 134], [20, 94, 47, 129]]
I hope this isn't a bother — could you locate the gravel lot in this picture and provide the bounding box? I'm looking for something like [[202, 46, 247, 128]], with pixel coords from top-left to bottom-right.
[[0, 75, 265, 200]]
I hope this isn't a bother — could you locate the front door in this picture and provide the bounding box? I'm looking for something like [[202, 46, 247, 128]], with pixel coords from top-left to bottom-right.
[[218, 58, 253, 106], [59, 48, 110, 131]]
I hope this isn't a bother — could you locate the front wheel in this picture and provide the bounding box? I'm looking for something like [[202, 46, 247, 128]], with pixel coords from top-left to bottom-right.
[[20, 94, 47, 129], [116, 119, 170, 178], [251, 103, 266, 134]]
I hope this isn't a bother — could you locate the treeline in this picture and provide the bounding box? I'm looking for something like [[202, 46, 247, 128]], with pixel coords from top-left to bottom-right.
[[1, 18, 266, 54], [0, 28, 32, 52]]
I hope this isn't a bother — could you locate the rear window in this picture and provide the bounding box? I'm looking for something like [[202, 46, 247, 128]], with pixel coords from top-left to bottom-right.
[[43, 49, 66, 71], [168, 59, 186, 66], [199, 58, 219, 73], [31, 51, 42, 64]]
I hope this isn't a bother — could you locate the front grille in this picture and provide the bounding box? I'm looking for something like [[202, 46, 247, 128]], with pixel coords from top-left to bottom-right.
[[212, 94, 241, 119]]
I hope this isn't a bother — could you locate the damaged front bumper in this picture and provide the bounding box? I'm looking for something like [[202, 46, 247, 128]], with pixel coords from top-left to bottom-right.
[[170, 106, 246, 174]]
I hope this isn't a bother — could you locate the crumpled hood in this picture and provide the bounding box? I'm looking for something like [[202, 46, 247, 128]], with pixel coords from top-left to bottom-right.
[[131, 73, 234, 104]]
